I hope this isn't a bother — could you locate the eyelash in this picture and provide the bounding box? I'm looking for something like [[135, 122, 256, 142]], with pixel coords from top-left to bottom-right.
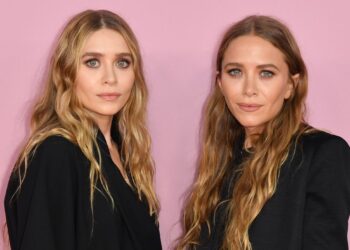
[[85, 59, 99, 68], [260, 70, 274, 78], [116, 58, 131, 68], [226, 69, 275, 79], [84, 58, 132, 69], [227, 68, 242, 77]]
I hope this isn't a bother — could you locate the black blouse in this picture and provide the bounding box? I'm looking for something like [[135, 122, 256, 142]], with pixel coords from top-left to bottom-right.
[[197, 131, 350, 250], [4, 130, 162, 250]]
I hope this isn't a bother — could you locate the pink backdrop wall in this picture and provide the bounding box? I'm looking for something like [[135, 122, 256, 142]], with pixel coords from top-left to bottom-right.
[[1, 0, 349, 249]]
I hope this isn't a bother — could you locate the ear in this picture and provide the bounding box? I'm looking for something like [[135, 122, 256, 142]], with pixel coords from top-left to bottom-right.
[[285, 73, 299, 99], [216, 71, 223, 91]]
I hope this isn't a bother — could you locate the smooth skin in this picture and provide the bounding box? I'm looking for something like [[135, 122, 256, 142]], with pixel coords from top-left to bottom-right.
[[217, 35, 299, 148], [75, 28, 134, 184]]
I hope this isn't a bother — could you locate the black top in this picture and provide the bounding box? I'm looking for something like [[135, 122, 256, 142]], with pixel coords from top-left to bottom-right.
[[4, 130, 162, 250], [198, 131, 350, 250]]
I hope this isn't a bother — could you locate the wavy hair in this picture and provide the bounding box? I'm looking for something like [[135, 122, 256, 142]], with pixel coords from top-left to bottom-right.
[[12, 10, 158, 216], [177, 15, 310, 249]]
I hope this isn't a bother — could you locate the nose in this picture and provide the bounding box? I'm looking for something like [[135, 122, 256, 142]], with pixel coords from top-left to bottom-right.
[[243, 74, 258, 97], [103, 64, 117, 85]]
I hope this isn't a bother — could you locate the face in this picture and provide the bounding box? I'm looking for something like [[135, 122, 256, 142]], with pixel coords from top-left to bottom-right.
[[75, 28, 135, 125], [218, 35, 298, 136]]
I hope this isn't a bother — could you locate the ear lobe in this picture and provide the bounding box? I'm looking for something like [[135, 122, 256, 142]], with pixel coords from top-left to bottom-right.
[[292, 73, 300, 85], [216, 71, 223, 90], [285, 73, 300, 99]]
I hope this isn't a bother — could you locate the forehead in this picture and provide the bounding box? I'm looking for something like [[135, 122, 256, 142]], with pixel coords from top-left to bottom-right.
[[223, 35, 286, 65], [81, 28, 130, 53]]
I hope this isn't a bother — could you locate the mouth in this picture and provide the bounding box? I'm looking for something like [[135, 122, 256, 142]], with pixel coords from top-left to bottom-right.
[[97, 93, 121, 101], [237, 103, 262, 112]]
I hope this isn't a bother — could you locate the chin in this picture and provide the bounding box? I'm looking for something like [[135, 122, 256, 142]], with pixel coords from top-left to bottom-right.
[[236, 119, 265, 131], [101, 110, 121, 116], [234, 117, 260, 126], [91, 108, 121, 117], [99, 105, 124, 114]]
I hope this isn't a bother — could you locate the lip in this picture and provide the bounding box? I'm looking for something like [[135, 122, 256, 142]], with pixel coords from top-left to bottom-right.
[[97, 92, 121, 101], [237, 103, 262, 112]]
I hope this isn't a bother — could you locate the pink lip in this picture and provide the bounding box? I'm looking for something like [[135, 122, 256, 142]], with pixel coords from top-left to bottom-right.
[[237, 103, 262, 112], [97, 93, 121, 101]]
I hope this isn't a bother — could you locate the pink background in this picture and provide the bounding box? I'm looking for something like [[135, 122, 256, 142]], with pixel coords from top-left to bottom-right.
[[1, 0, 349, 249]]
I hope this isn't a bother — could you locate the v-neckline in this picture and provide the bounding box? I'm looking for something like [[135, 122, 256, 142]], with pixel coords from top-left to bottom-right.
[[96, 128, 134, 191]]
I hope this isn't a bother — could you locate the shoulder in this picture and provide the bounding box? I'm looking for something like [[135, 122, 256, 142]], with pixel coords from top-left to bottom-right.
[[297, 130, 350, 183], [7, 135, 85, 200], [27, 135, 84, 175], [31, 135, 84, 162], [300, 130, 349, 155], [35, 135, 78, 155]]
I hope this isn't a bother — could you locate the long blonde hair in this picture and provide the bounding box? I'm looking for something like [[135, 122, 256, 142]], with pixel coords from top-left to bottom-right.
[[12, 10, 158, 216], [177, 15, 309, 249]]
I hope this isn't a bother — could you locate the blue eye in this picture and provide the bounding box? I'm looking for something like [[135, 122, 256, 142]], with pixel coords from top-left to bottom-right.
[[260, 70, 274, 78], [227, 68, 242, 77], [85, 59, 99, 68], [116, 59, 131, 69]]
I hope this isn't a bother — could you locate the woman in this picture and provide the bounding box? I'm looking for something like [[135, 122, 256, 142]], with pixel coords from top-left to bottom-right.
[[4, 10, 162, 250], [177, 15, 350, 250]]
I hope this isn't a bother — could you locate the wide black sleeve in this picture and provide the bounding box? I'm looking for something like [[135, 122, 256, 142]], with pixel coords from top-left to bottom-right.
[[302, 136, 350, 249], [5, 136, 79, 250]]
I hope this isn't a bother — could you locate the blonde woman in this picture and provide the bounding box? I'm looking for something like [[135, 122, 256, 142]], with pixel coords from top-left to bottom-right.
[[177, 16, 350, 250], [4, 10, 161, 250]]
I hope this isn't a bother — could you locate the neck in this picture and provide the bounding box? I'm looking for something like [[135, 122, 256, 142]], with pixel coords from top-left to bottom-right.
[[244, 126, 263, 149], [95, 116, 114, 148]]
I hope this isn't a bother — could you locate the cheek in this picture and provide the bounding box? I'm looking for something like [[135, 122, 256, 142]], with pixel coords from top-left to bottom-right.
[[121, 72, 135, 92], [126, 78, 135, 92], [263, 83, 289, 114], [75, 69, 90, 95], [220, 76, 236, 96], [221, 82, 239, 102], [74, 76, 96, 105], [75, 80, 89, 100], [263, 75, 289, 98]]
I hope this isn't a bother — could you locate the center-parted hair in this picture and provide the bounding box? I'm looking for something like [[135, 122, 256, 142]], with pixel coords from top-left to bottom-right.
[[13, 10, 158, 217], [177, 15, 309, 250]]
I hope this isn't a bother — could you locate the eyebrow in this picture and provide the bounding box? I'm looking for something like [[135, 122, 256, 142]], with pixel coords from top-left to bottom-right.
[[223, 62, 243, 68], [223, 62, 280, 72], [257, 64, 280, 72], [81, 52, 132, 58]]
